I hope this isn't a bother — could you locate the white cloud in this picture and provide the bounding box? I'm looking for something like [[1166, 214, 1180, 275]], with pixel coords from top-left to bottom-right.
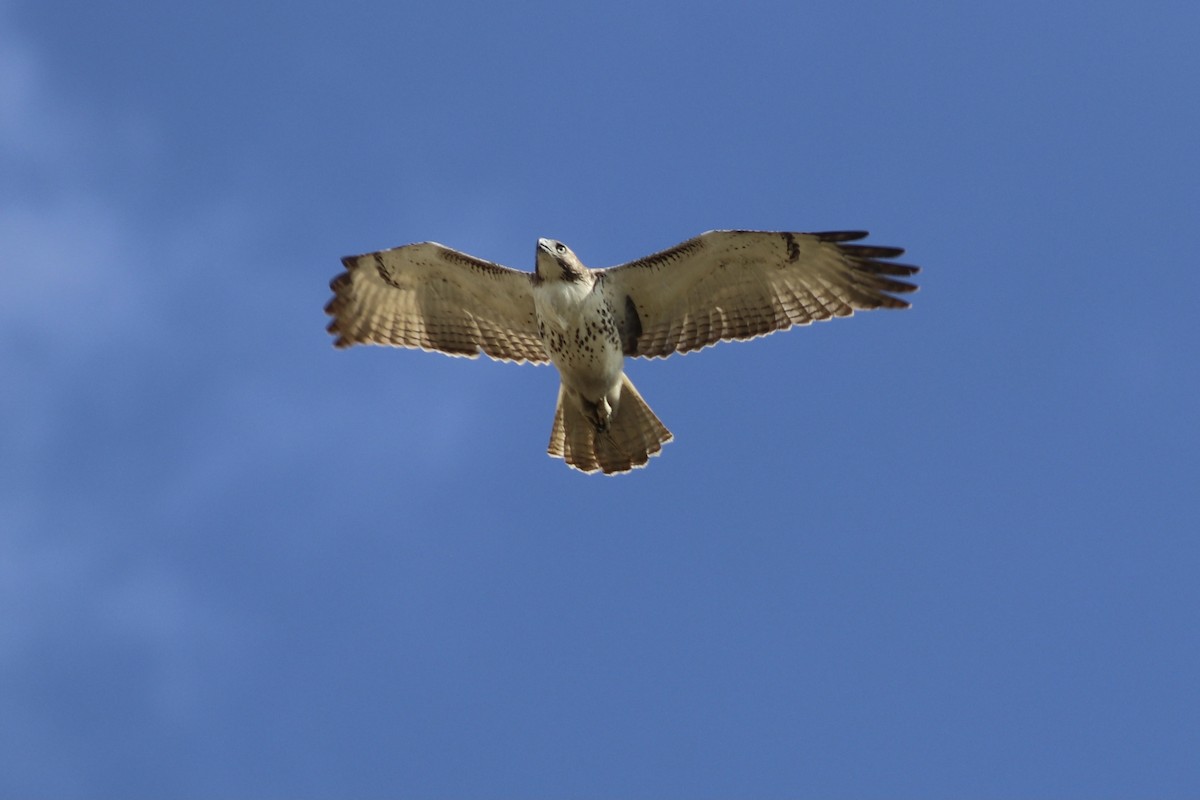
[[0, 11, 252, 753], [0, 9, 67, 164], [0, 10, 151, 354]]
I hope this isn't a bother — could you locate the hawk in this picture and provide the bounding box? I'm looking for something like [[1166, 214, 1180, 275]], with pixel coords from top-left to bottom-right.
[[325, 230, 919, 474]]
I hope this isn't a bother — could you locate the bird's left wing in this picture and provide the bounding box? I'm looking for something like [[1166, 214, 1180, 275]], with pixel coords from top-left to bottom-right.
[[326, 242, 550, 363], [599, 230, 919, 358]]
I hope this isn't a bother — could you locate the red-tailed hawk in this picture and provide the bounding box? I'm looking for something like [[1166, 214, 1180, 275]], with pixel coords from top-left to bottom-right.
[[325, 230, 919, 474]]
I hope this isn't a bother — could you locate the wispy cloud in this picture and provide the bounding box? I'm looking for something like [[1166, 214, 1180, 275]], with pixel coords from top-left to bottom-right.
[[0, 14, 256, 791]]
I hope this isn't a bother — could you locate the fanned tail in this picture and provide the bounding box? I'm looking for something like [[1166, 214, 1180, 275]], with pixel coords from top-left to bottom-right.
[[547, 375, 672, 475]]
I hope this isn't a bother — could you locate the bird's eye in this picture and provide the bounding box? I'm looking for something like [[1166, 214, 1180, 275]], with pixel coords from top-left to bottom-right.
[[555, 243, 566, 253]]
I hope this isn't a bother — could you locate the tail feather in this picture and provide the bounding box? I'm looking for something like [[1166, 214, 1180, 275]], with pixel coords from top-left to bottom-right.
[[547, 385, 567, 460], [547, 375, 673, 474]]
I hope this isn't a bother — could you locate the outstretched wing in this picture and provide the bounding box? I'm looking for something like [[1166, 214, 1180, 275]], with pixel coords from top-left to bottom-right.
[[599, 230, 919, 358], [325, 242, 550, 363]]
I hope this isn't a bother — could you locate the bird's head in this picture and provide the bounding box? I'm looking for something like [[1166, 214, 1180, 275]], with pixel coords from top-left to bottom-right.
[[535, 238, 588, 283]]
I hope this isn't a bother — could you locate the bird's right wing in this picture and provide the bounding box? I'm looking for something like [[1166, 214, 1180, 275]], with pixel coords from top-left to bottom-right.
[[599, 230, 919, 358], [326, 242, 550, 364]]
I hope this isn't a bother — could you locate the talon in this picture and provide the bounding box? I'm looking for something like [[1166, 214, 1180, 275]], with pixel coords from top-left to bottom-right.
[[582, 397, 613, 432]]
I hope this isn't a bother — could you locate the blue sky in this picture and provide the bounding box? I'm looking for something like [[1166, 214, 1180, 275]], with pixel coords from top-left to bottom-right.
[[3, 0, 1198, 796]]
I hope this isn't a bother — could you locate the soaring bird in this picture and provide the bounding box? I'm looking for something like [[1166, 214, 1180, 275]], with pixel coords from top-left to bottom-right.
[[325, 230, 918, 474]]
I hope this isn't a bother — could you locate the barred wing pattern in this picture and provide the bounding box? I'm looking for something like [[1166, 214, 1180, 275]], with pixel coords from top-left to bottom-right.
[[601, 230, 919, 359], [326, 243, 550, 363]]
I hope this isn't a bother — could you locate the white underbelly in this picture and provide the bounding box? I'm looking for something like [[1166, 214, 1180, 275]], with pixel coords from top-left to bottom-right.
[[554, 335, 623, 399], [534, 281, 625, 401]]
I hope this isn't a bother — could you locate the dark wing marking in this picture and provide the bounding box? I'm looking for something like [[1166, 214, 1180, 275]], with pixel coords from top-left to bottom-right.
[[618, 294, 643, 355]]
